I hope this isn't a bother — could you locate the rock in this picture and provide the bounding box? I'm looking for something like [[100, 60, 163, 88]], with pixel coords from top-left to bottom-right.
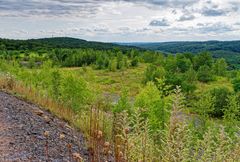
[[43, 115, 51, 124], [34, 110, 44, 116], [72, 152, 83, 161]]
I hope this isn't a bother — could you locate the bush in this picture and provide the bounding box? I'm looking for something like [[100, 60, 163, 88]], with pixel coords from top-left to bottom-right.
[[197, 65, 213, 82], [131, 56, 139, 67], [176, 54, 191, 72], [50, 70, 61, 99], [232, 77, 240, 92], [135, 82, 169, 132], [143, 64, 165, 84], [210, 87, 231, 118], [193, 52, 213, 70], [181, 81, 196, 94], [61, 74, 92, 112], [224, 95, 240, 122], [185, 66, 197, 83], [113, 88, 131, 114], [108, 59, 117, 72], [194, 92, 215, 117], [213, 58, 227, 76]]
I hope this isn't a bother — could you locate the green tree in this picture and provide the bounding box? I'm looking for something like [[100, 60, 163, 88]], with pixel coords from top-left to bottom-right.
[[213, 58, 227, 76], [116, 51, 124, 70], [108, 59, 117, 72], [185, 66, 197, 83], [193, 52, 213, 70], [95, 54, 105, 69], [0, 44, 6, 51], [135, 82, 169, 132], [176, 54, 191, 73], [123, 56, 128, 69], [164, 55, 177, 73], [61, 74, 91, 112], [197, 65, 213, 82]]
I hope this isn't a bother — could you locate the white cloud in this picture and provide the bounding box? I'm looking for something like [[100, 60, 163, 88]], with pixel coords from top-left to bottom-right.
[[0, 0, 239, 41]]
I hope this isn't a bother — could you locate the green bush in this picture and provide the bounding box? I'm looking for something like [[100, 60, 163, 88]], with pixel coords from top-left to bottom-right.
[[193, 52, 213, 70], [131, 56, 139, 67], [224, 95, 240, 122], [185, 66, 197, 83], [108, 59, 117, 72], [210, 87, 231, 118], [143, 64, 165, 84], [197, 65, 213, 82], [135, 82, 170, 132], [113, 88, 131, 114], [194, 92, 215, 117], [232, 77, 240, 92], [50, 70, 61, 99], [213, 58, 227, 76], [61, 74, 92, 112]]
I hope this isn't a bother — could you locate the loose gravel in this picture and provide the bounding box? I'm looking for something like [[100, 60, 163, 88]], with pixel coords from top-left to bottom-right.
[[0, 91, 89, 162]]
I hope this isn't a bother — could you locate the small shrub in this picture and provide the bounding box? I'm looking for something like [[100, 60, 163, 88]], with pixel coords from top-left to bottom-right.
[[50, 70, 61, 100], [232, 77, 240, 92], [143, 64, 165, 84], [61, 74, 92, 112], [130, 57, 139, 67], [210, 87, 231, 118]]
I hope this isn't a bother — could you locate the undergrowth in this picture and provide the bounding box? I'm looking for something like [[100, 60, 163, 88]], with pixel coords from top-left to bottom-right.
[[0, 60, 240, 161]]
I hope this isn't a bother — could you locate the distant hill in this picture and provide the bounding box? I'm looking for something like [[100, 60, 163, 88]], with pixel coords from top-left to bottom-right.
[[119, 41, 240, 69], [0, 37, 138, 51], [1, 38, 240, 68], [119, 41, 240, 54]]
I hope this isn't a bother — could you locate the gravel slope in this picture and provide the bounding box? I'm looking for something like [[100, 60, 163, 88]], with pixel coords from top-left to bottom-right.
[[0, 91, 89, 162]]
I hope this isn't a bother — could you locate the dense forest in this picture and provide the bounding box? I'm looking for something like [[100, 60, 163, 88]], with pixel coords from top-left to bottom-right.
[[0, 37, 139, 51], [0, 37, 240, 161], [122, 41, 240, 69]]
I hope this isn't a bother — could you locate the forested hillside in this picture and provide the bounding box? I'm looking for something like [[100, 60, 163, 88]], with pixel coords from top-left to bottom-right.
[[124, 41, 240, 53], [121, 41, 240, 69], [0, 37, 139, 51]]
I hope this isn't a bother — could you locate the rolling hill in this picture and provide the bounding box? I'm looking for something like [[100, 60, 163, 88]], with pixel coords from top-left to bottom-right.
[[0, 37, 139, 51], [119, 41, 240, 69]]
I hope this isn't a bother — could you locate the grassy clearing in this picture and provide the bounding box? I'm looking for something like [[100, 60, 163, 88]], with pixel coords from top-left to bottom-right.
[[61, 63, 147, 96], [195, 76, 233, 94]]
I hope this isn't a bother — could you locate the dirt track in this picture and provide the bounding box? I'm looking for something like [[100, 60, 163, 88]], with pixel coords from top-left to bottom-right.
[[0, 91, 89, 162]]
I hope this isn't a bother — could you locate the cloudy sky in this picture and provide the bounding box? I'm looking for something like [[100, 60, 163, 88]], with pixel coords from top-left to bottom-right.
[[0, 0, 240, 42]]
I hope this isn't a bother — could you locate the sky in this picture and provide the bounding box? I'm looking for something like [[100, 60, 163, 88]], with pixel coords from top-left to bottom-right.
[[0, 0, 240, 42]]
